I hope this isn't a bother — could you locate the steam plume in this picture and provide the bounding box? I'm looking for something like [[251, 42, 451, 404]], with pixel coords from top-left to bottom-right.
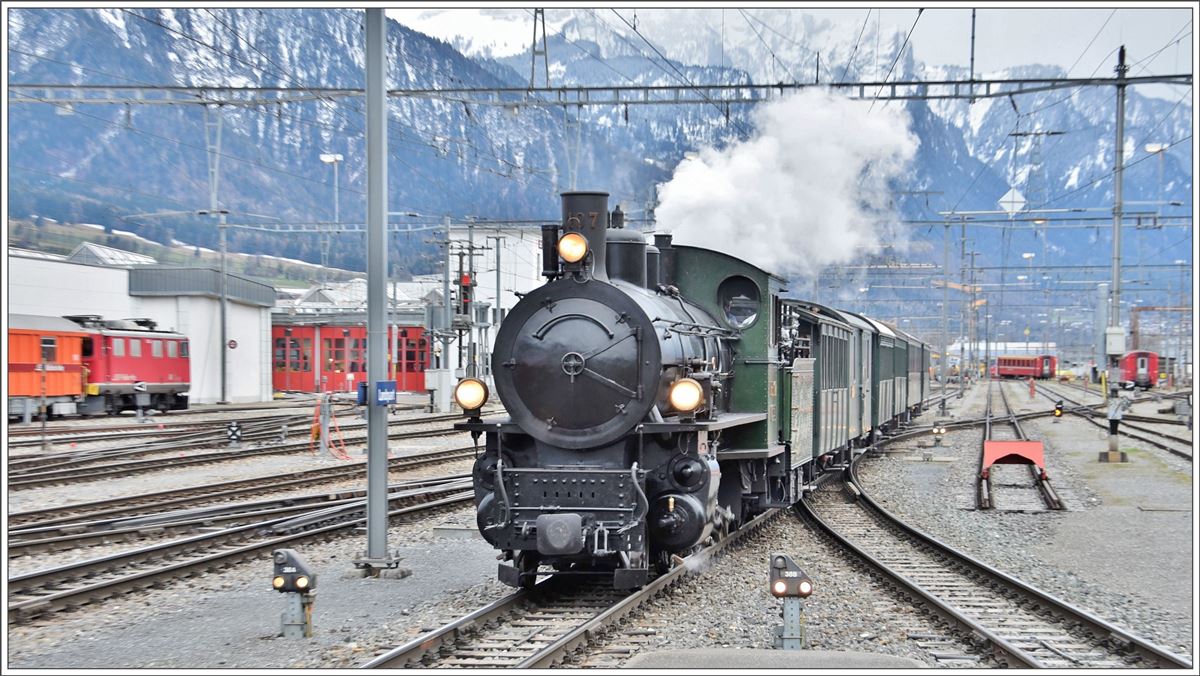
[[656, 90, 918, 278]]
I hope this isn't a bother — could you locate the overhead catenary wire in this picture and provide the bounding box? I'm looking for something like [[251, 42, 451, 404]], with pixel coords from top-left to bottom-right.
[[867, 8, 924, 114], [738, 9, 799, 85], [839, 9, 873, 84], [608, 9, 754, 137]]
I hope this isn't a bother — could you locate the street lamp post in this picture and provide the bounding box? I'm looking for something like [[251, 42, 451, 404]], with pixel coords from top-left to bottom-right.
[[319, 153, 343, 290], [1175, 259, 1187, 387], [1144, 143, 1168, 218], [1022, 252, 1035, 354]]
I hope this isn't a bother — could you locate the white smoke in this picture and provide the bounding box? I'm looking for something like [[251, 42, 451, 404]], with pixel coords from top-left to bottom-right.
[[655, 90, 919, 278]]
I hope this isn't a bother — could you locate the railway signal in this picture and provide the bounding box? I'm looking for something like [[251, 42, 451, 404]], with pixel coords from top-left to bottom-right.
[[1053, 401, 1064, 422], [226, 421, 242, 447], [931, 425, 948, 447], [271, 549, 316, 638], [769, 553, 813, 650]]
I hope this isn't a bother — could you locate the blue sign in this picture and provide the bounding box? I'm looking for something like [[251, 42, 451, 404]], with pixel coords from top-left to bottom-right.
[[374, 380, 397, 406]]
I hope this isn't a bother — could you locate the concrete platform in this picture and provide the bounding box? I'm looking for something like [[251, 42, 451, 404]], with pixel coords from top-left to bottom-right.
[[622, 648, 926, 669]]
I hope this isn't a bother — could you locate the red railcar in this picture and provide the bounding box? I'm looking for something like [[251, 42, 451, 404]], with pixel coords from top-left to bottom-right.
[[271, 324, 428, 394], [65, 316, 191, 414], [995, 354, 1057, 380], [1119, 351, 1159, 390]]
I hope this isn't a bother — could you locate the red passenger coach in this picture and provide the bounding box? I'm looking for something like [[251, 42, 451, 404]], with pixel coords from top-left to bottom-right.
[[272, 324, 428, 394], [1119, 351, 1159, 390], [995, 354, 1056, 379]]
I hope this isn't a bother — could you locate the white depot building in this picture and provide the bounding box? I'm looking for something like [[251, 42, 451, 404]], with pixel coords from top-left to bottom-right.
[[7, 244, 276, 404]]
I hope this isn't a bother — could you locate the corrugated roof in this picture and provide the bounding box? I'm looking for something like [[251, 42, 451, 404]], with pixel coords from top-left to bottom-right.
[[8, 314, 88, 333], [8, 248, 68, 261], [128, 267, 277, 307], [289, 278, 441, 309], [68, 242, 157, 267]]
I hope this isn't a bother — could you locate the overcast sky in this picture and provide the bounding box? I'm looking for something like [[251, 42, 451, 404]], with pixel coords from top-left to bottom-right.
[[388, 6, 1194, 85]]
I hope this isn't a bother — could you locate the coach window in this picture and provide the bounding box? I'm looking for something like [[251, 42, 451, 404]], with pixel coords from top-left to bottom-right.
[[168, 341, 177, 359], [113, 338, 125, 357], [130, 339, 142, 357], [151, 340, 163, 358], [41, 337, 57, 362], [180, 341, 189, 358]]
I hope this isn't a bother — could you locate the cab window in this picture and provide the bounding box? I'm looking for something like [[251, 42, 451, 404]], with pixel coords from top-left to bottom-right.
[[40, 337, 57, 362]]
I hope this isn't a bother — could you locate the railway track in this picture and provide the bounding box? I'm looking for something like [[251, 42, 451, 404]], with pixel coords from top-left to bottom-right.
[[976, 381, 1062, 512], [7, 474, 468, 558], [7, 426, 466, 490], [361, 510, 777, 668], [8, 410, 476, 476], [7, 482, 474, 623], [6, 411, 494, 490], [8, 445, 478, 532], [800, 456, 1191, 669], [6, 409, 340, 447], [1033, 384, 1193, 461], [1044, 379, 1190, 426]]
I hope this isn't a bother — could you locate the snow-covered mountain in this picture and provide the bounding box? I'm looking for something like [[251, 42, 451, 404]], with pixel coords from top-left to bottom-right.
[[7, 8, 1192, 302]]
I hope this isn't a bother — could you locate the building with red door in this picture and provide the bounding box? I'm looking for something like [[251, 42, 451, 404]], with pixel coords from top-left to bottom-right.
[[271, 278, 441, 393]]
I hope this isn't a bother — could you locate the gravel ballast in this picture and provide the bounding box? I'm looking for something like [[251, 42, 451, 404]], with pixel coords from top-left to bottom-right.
[[7, 383, 1192, 667]]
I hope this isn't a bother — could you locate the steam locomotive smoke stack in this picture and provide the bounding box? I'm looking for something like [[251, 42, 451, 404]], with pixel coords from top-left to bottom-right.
[[654, 233, 676, 288], [645, 244, 661, 289], [561, 191, 609, 280]]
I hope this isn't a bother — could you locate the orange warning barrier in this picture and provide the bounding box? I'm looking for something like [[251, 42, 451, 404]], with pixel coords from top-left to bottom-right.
[[981, 440, 1047, 480], [309, 400, 350, 460]]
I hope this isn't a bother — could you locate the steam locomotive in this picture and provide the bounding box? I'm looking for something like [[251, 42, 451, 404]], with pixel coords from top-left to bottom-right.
[[455, 191, 931, 588]]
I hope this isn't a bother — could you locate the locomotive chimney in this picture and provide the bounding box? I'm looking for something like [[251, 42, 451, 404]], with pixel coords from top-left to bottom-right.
[[654, 233, 676, 288], [645, 243, 661, 289], [561, 191, 609, 281]]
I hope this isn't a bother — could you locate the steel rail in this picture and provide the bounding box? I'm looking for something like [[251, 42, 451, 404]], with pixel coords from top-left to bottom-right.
[[8, 487, 473, 623], [1042, 380, 1190, 425], [360, 510, 778, 668], [8, 411, 473, 475], [799, 449, 1191, 669], [7, 427, 466, 490], [995, 381, 1063, 511], [7, 475, 468, 556], [8, 447, 477, 531], [1033, 385, 1193, 461]]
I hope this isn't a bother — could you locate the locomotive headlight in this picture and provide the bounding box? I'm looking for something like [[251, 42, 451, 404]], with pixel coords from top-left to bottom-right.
[[557, 232, 589, 263], [454, 378, 489, 411], [668, 378, 704, 412]]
